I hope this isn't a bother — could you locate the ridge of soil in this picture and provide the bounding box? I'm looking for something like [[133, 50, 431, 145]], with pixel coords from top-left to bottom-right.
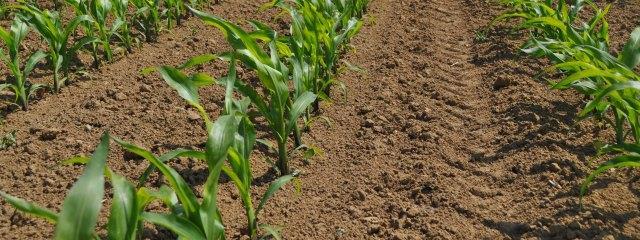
[[0, 0, 639, 239]]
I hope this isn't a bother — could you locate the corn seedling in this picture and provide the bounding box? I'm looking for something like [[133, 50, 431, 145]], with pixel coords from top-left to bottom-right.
[[0, 131, 109, 239], [88, 0, 122, 62], [220, 58, 295, 238], [68, 0, 122, 63], [15, 4, 99, 92], [496, 0, 640, 203], [114, 112, 272, 239], [190, 7, 317, 175], [0, 17, 47, 110], [494, 0, 611, 60], [112, 0, 134, 52], [163, 0, 185, 29], [580, 143, 640, 205], [66, 0, 100, 66], [149, 56, 296, 238], [266, 0, 362, 112], [131, 0, 162, 42], [0, 133, 151, 240]]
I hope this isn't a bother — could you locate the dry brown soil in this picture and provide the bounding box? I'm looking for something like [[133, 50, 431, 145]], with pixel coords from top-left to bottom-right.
[[0, 0, 639, 239]]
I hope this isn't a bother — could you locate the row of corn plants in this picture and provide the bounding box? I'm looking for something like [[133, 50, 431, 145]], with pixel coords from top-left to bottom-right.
[[493, 0, 640, 204], [0, 0, 217, 110], [0, 0, 370, 239]]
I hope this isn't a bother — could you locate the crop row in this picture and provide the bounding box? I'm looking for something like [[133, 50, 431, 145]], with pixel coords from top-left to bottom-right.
[[0, 0, 369, 239], [0, 0, 217, 110], [493, 0, 640, 203]]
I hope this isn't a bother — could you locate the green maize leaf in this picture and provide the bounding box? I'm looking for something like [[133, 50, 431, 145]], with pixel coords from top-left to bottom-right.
[[580, 81, 640, 117], [580, 45, 623, 68], [64, 15, 94, 41], [54, 132, 109, 240], [223, 55, 238, 114], [178, 54, 217, 69], [188, 6, 269, 63], [205, 115, 238, 169], [141, 212, 206, 240], [0, 191, 58, 223], [0, 26, 14, 56], [138, 149, 205, 187], [247, 21, 276, 42], [12, 6, 54, 40], [200, 170, 225, 240], [256, 174, 295, 214], [237, 116, 256, 162], [234, 81, 274, 125], [225, 149, 250, 189], [0, 84, 13, 92], [552, 68, 623, 90], [112, 137, 200, 221], [69, 36, 101, 55], [554, 61, 597, 71], [580, 154, 640, 201], [158, 66, 201, 107], [491, 12, 529, 27], [110, 18, 126, 36], [107, 172, 138, 240], [60, 155, 91, 165], [138, 185, 179, 212], [24, 51, 47, 77], [570, 80, 598, 93], [259, 224, 282, 240], [522, 16, 567, 33], [200, 115, 238, 239], [286, 91, 316, 135], [191, 73, 216, 87], [619, 27, 640, 69], [188, 7, 279, 91], [221, 164, 247, 194]]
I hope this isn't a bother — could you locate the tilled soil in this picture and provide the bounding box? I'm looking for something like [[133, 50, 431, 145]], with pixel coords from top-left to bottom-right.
[[1, 0, 639, 239]]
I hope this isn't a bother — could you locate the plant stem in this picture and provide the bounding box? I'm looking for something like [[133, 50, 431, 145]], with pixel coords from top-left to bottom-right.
[[242, 196, 257, 239], [91, 43, 100, 68], [293, 123, 302, 147], [17, 78, 27, 111], [277, 138, 289, 175], [103, 40, 112, 61], [614, 110, 625, 145], [53, 70, 60, 93]]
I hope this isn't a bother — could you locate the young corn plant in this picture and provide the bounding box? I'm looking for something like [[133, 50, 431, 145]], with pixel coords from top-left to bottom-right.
[[113, 116, 234, 240], [0, 133, 151, 240], [66, 0, 100, 66], [494, 0, 611, 61], [580, 143, 640, 205], [0, 17, 47, 110], [496, 0, 640, 145], [163, 0, 185, 29], [148, 57, 296, 238], [131, 0, 162, 42], [550, 41, 640, 145], [112, 0, 134, 52], [69, 0, 122, 63], [88, 0, 123, 62], [190, 7, 317, 175], [496, 0, 640, 203], [267, 0, 362, 112], [15, 4, 99, 92]]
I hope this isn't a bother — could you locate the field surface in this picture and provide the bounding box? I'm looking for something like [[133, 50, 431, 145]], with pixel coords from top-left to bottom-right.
[[1, 0, 639, 239]]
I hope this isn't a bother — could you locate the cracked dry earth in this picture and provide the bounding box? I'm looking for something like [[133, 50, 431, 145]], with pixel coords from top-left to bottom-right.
[[1, 0, 640, 239]]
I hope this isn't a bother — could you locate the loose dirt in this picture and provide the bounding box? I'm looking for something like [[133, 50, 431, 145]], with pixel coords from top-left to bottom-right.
[[0, 0, 639, 239]]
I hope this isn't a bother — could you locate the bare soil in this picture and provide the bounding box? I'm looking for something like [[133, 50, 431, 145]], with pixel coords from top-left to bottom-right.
[[0, 0, 639, 239]]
